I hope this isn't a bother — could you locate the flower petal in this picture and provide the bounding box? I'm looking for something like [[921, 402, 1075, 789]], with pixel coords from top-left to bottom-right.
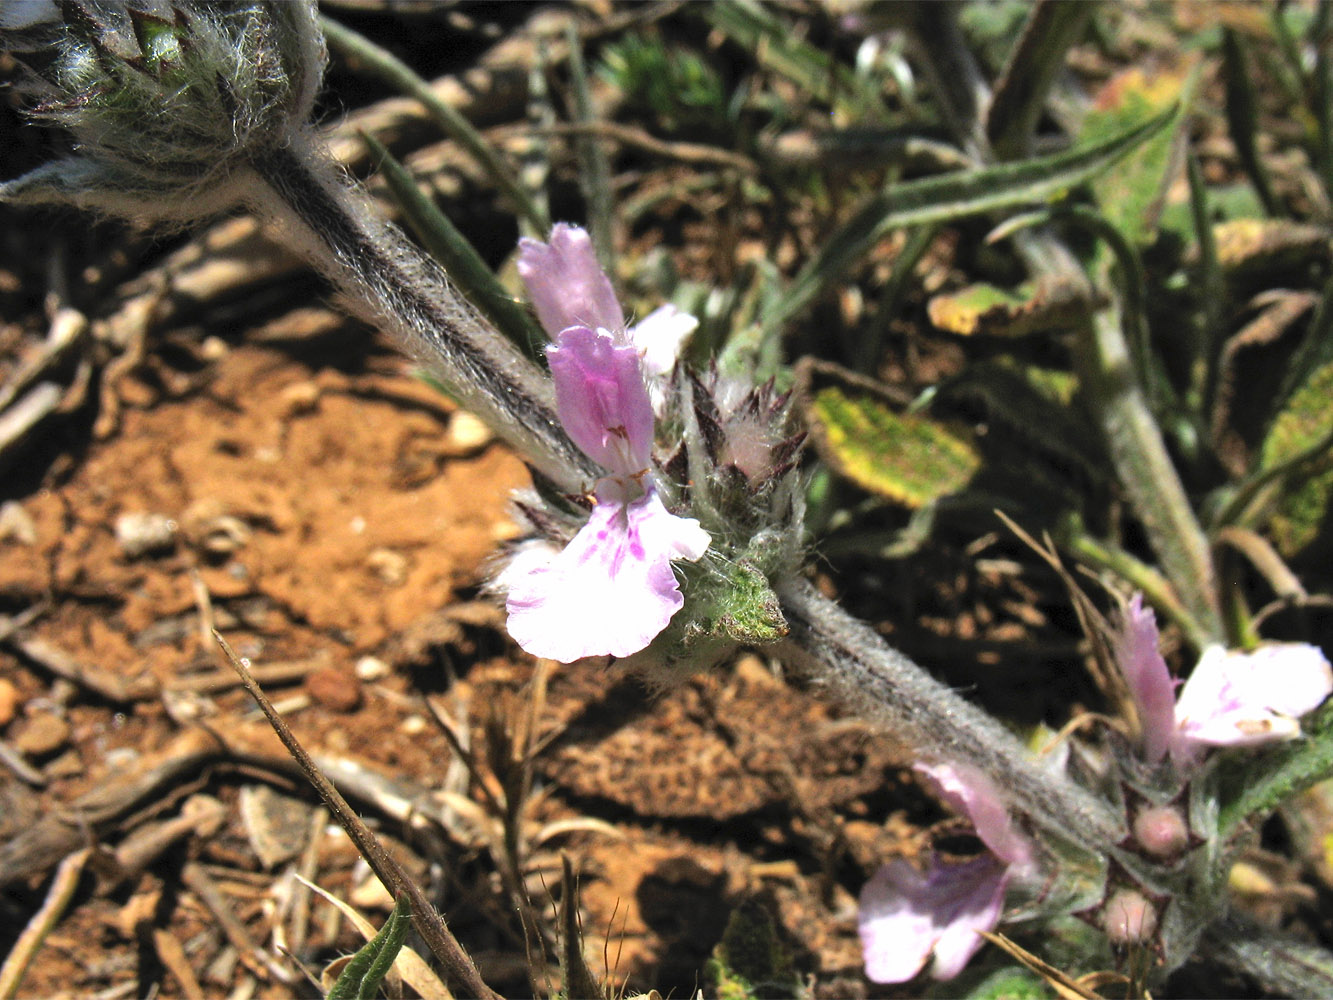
[[629, 304, 698, 377], [916, 761, 1033, 871], [504, 492, 709, 662], [548, 326, 654, 476], [1114, 593, 1177, 763], [1174, 642, 1333, 751], [859, 855, 1008, 983], [517, 223, 624, 339]]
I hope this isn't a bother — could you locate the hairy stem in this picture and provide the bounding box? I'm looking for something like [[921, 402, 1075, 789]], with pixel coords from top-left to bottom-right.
[[776, 576, 1124, 850], [246, 131, 598, 492], [1208, 913, 1333, 997]]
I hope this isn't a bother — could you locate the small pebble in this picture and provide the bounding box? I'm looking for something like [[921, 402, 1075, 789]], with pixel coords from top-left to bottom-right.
[[199, 336, 229, 361], [354, 656, 390, 681], [366, 548, 408, 586], [14, 712, 70, 756], [304, 667, 363, 713], [400, 714, 427, 736], [448, 411, 493, 452], [0, 679, 20, 728], [278, 380, 321, 418], [115, 512, 178, 558], [0, 501, 37, 546]]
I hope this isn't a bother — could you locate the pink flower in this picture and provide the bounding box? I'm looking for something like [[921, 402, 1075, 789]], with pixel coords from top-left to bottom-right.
[[1114, 593, 1178, 763], [1174, 642, 1332, 751], [1114, 594, 1333, 762], [859, 762, 1033, 983], [517, 224, 625, 339], [517, 224, 696, 408], [503, 227, 708, 662]]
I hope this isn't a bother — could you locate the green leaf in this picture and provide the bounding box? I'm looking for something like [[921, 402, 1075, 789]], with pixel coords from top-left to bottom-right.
[[1222, 28, 1279, 215], [1256, 359, 1333, 557], [1218, 701, 1333, 842], [762, 105, 1177, 335], [961, 966, 1053, 1000], [1080, 65, 1193, 246], [926, 277, 1089, 338], [327, 893, 412, 1000], [806, 384, 981, 508]]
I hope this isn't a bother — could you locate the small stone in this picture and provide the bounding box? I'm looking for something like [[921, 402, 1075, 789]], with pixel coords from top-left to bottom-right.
[[0, 679, 20, 727], [448, 411, 493, 452], [14, 712, 70, 756], [366, 548, 409, 586], [354, 656, 390, 681], [400, 714, 426, 736], [0, 501, 37, 546], [279, 380, 321, 418], [199, 336, 229, 361], [115, 512, 177, 558], [304, 667, 363, 713]]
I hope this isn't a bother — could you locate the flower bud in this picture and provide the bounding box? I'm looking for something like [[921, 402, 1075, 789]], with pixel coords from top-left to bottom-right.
[[1101, 887, 1158, 946], [2, 1, 324, 219], [1131, 804, 1190, 861]]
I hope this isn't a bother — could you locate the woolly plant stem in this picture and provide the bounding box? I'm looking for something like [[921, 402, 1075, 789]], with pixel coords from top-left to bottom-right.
[[245, 131, 598, 491], [777, 575, 1124, 850]]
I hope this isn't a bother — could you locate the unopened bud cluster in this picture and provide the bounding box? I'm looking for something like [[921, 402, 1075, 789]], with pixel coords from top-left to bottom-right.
[[3, 0, 323, 218]]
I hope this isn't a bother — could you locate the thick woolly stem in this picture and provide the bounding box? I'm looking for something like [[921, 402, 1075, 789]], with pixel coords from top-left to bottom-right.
[[777, 575, 1124, 850]]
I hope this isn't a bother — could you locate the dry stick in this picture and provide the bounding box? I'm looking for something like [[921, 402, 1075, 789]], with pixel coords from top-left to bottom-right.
[[0, 847, 92, 1000], [180, 861, 294, 985], [214, 630, 501, 1000], [152, 927, 208, 1000]]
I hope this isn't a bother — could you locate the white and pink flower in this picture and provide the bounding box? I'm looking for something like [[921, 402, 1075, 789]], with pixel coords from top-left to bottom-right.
[[502, 225, 708, 662], [1114, 593, 1333, 762]]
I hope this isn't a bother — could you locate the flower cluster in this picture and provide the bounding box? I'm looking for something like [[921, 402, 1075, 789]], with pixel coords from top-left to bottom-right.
[[859, 592, 1333, 984], [501, 225, 710, 663], [1, 1, 326, 219]]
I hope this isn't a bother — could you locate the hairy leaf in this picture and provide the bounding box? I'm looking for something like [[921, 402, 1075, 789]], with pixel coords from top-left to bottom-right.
[[327, 893, 412, 1000]]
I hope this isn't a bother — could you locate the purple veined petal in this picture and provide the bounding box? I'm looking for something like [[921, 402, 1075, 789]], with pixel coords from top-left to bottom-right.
[[629, 304, 698, 377], [859, 855, 1009, 983], [517, 224, 624, 339], [548, 326, 655, 476], [916, 761, 1034, 872], [1174, 643, 1332, 751], [1114, 593, 1177, 764], [503, 491, 709, 662]]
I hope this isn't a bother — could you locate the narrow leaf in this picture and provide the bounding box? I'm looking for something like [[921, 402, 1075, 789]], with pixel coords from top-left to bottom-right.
[[1222, 28, 1279, 214], [986, 0, 1095, 160], [327, 893, 413, 1000], [763, 106, 1177, 334], [1218, 700, 1333, 842]]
